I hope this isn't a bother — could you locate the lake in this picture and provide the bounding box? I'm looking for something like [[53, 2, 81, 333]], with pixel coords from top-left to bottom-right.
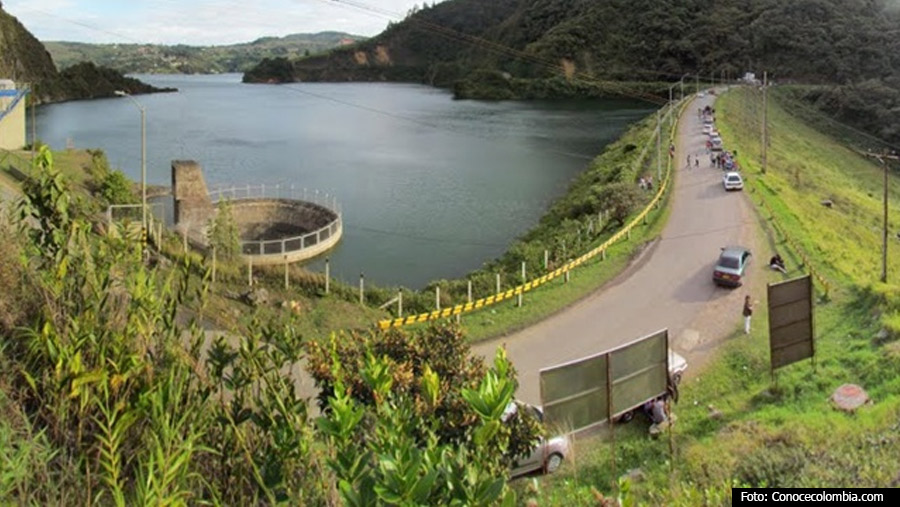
[[31, 74, 654, 288]]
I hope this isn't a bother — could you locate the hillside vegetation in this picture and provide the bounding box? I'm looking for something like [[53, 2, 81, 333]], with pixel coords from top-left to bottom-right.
[[44, 32, 365, 75], [0, 6, 172, 104], [245, 0, 900, 142]]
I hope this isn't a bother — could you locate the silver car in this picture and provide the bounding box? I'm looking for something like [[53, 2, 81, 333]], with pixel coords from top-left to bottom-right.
[[504, 402, 571, 478], [713, 245, 751, 287]]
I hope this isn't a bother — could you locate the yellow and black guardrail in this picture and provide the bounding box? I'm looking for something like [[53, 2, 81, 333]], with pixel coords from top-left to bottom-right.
[[377, 100, 688, 330]]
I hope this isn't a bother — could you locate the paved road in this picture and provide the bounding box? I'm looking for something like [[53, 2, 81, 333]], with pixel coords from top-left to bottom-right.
[[474, 95, 761, 405]]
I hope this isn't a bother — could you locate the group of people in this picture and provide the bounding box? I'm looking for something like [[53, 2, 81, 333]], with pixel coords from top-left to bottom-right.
[[712, 150, 738, 170]]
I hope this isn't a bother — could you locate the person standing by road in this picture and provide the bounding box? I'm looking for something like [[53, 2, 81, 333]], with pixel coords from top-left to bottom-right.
[[743, 295, 754, 334]]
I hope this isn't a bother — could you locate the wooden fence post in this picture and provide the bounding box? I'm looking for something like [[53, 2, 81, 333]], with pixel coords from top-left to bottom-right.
[[284, 256, 289, 289], [325, 258, 330, 295], [211, 246, 217, 283], [359, 273, 365, 305]]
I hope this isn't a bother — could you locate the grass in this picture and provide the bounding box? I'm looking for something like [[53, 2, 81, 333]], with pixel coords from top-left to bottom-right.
[[524, 88, 900, 504]]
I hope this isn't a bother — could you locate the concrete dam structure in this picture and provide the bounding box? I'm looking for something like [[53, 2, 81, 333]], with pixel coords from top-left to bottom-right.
[[171, 160, 342, 265]]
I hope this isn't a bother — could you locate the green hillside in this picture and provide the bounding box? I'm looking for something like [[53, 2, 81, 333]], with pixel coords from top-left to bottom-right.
[[249, 0, 899, 86], [44, 32, 366, 75], [0, 6, 172, 104], [243, 0, 900, 142], [523, 86, 900, 505]]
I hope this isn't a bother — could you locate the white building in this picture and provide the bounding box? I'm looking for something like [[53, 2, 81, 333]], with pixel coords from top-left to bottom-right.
[[0, 78, 28, 150]]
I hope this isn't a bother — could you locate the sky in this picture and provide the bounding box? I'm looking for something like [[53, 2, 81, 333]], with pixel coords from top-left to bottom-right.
[[3, 0, 442, 45]]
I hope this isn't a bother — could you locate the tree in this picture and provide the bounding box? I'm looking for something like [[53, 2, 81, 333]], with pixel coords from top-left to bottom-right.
[[318, 348, 524, 505], [595, 181, 643, 227], [305, 324, 541, 462], [207, 199, 241, 259]]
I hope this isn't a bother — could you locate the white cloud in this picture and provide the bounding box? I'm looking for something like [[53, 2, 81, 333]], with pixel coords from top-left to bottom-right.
[[3, 0, 442, 45]]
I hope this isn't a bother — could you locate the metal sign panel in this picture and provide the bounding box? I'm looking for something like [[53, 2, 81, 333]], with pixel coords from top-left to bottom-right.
[[609, 329, 669, 418], [768, 275, 814, 370], [540, 353, 609, 432], [539, 329, 669, 433]]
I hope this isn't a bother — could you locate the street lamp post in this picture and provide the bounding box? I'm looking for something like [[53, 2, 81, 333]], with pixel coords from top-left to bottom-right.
[[679, 73, 691, 101], [114, 90, 147, 241]]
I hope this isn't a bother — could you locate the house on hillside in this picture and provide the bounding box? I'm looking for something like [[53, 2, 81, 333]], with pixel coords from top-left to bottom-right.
[[0, 78, 28, 150]]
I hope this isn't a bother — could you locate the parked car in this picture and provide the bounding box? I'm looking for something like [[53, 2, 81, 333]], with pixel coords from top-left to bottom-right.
[[504, 402, 571, 478], [713, 246, 751, 287], [723, 171, 743, 190], [710, 137, 724, 151]]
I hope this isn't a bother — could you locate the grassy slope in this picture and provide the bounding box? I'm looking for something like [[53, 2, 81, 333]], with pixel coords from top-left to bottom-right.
[[526, 88, 900, 504]]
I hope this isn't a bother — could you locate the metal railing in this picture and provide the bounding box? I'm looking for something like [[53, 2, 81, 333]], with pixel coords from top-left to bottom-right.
[[208, 184, 342, 258]]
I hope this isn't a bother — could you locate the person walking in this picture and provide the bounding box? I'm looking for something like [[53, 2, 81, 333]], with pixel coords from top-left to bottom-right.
[[687, 154, 692, 169], [743, 295, 754, 334]]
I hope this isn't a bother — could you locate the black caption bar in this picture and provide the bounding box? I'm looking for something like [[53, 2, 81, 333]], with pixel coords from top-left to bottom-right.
[[734, 488, 896, 505]]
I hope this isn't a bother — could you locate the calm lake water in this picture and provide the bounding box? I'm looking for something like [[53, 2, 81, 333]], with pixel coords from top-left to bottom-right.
[[32, 74, 654, 288]]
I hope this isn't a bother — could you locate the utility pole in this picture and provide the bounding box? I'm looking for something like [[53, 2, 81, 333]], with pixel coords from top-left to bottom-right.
[[656, 109, 662, 182], [30, 82, 36, 156], [761, 71, 768, 174], [861, 150, 899, 283]]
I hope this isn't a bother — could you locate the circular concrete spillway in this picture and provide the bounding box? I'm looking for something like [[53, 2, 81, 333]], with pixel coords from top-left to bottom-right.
[[227, 198, 342, 265]]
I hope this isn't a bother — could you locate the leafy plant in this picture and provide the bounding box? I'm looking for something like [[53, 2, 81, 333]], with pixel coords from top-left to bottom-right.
[[207, 199, 241, 260]]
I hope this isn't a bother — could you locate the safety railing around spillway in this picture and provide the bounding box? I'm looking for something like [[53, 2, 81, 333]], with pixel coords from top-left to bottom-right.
[[377, 99, 690, 330], [208, 184, 342, 260]]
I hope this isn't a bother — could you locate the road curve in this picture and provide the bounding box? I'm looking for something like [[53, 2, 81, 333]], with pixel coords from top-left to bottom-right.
[[473, 94, 761, 405]]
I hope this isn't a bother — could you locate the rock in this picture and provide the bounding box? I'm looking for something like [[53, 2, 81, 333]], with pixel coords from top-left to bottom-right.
[[821, 199, 834, 208], [243, 288, 269, 307], [621, 468, 644, 483], [874, 328, 891, 344], [707, 404, 724, 420], [831, 384, 869, 412]]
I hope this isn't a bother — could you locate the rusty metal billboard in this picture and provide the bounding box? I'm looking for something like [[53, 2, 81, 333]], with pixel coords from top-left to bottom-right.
[[768, 275, 814, 370], [609, 329, 669, 418], [540, 352, 609, 432], [539, 329, 669, 433]]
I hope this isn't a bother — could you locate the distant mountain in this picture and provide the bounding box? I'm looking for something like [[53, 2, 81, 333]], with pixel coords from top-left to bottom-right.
[[0, 6, 172, 104], [243, 0, 900, 96], [44, 32, 366, 75]]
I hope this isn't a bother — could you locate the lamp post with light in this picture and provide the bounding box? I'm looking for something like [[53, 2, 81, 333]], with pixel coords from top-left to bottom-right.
[[114, 90, 147, 240]]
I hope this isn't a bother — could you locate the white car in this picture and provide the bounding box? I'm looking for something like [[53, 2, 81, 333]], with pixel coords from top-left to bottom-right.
[[723, 171, 744, 191], [504, 402, 571, 478], [702, 124, 712, 135]]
